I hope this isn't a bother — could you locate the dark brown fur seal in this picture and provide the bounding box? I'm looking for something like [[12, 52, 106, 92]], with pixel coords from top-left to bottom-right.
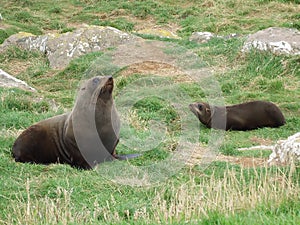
[[12, 76, 131, 169], [189, 100, 285, 131]]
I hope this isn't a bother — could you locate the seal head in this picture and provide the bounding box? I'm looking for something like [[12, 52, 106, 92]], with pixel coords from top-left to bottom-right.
[[189, 102, 212, 127]]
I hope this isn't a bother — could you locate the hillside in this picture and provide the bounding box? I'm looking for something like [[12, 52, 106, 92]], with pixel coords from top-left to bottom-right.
[[0, 0, 299, 224]]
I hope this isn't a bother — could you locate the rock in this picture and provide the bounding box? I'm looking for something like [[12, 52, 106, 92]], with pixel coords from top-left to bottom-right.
[[1, 32, 49, 52], [0, 69, 36, 91], [46, 26, 140, 69], [136, 28, 180, 39], [189, 32, 217, 43], [242, 27, 300, 55], [0, 25, 140, 69], [268, 132, 300, 165], [223, 33, 240, 40], [189, 32, 240, 43]]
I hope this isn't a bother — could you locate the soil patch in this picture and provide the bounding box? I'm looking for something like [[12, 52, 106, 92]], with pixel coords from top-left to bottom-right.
[[216, 154, 268, 168], [119, 61, 192, 82], [186, 144, 268, 168], [249, 136, 275, 146], [4, 60, 32, 75]]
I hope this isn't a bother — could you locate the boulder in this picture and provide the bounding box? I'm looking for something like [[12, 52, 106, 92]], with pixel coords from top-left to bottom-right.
[[1, 32, 49, 52], [242, 27, 300, 55], [0, 25, 140, 69], [0, 69, 36, 91], [268, 132, 300, 165]]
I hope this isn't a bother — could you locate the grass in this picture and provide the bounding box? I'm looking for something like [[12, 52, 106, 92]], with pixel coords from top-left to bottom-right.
[[1, 164, 299, 224], [0, 0, 300, 224], [1, 0, 300, 44]]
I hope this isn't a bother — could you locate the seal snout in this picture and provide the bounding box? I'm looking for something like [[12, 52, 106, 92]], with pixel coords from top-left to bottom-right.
[[106, 76, 113, 85], [189, 103, 199, 112], [105, 76, 114, 93], [189, 103, 199, 117]]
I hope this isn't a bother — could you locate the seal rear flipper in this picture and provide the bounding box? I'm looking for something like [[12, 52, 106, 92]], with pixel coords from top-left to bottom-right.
[[114, 153, 142, 160]]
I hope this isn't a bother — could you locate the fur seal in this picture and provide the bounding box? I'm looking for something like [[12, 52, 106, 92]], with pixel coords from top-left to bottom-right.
[[12, 76, 137, 169], [189, 100, 286, 131]]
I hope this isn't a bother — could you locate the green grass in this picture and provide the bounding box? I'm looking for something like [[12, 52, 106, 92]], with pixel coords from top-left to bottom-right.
[[1, 0, 300, 43], [0, 0, 300, 224]]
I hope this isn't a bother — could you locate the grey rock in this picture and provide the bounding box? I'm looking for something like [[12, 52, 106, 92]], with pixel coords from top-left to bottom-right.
[[0, 69, 36, 91], [268, 132, 300, 165], [242, 27, 300, 55], [1, 32, 49, 53], [223, 33, 240, 39], [46, 26, 140, 69], [189, 32, 217, 43], [0, 25, 140, 69], [189, 31, 240, 43]]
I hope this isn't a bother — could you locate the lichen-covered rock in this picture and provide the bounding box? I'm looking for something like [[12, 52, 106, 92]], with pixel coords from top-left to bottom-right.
[[0, 31, 49, 53], [0, 69, 36, 91], [0, 25, 140, 69], [268, 132, 300, 165], [242, 27, 300, 55], [47, 26, 140, 69]]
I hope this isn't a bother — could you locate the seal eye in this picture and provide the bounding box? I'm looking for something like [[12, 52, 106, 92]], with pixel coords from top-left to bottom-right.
[[92, 77, 100, 84], [198, 104, 203, 110]]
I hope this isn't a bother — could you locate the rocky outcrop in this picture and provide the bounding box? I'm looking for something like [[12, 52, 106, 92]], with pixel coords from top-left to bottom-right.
[[0, 25, 140, 69], [268, 132, 300, 165], [242, 27, 300, 55], [0, 69, 36, 91]]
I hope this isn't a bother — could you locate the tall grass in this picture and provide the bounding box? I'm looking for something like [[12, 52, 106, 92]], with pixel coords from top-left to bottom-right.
[[3, 165, 299, 224]]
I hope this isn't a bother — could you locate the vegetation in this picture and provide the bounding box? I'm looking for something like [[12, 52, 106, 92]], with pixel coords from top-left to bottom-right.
[[0, 0, 299, 224]]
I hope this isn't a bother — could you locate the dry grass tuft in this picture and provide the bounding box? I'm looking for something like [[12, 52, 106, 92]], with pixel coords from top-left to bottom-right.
[[150, 164, 299, 223], [122, 109, 149, 132], [0, 128, 23, 138]]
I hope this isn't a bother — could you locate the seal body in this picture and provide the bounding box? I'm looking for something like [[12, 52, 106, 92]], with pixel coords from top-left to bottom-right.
[[12, 76, 120, 169], [189, 100, 286, 131]]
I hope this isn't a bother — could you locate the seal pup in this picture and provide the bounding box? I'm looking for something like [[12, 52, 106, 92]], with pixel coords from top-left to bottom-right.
[[12, 76, 137, 169], [189, 100, 285, 131]]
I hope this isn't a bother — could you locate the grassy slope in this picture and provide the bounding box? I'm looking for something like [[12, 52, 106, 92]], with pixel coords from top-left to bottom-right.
[[0, 0, 300, 224]]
